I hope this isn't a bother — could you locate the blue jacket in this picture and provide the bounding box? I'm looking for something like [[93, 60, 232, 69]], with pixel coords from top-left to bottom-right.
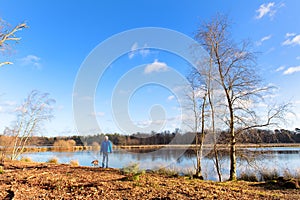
[[100, 140, 113, 153]]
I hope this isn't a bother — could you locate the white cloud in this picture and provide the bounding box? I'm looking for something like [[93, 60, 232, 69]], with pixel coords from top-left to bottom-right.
[[275, 66, 285, 72], [282, 34, 300, 46], [255, 2, 276, 19], [128, 42, 150, 59], [283, 66, 300, 75], [296, 56, 300, 60], [144, 59, 169, 74], [3, 100, 17, 106], [19, 55, 41, 69], [167, 95, 175, 101], [0, 100, 17, 113], [256, 35, 272, 46], [128, 42, 138, 59], [286, 33, 296, 38]]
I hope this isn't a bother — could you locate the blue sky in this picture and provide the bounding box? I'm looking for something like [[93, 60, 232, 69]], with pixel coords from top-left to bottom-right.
[[0, 0, 300, 136]]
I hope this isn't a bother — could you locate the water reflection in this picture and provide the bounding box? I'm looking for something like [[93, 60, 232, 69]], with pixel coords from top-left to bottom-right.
[[22, 147, 300, 181]]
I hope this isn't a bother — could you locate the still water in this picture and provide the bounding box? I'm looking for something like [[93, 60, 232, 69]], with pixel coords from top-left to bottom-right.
[[22, 147, 300, 181]]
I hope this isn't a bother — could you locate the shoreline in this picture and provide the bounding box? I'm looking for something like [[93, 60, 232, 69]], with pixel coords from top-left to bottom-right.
[[116, 143, 300, 149], [1, 143, 300, 153]]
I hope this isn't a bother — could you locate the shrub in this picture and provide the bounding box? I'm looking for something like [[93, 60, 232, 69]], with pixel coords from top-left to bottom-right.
[[155, 167, 179, 177], [283, 169, 300, 179], [121, 163, 145, 181], [70, 160, 79, 166], [91, 142, 100, 150], [0, 166, 4, 174], [238, 172, 258, 182], [47, 157, 59, 164], [53, 139, 76, 150], [259, 169, 279, 181], [20, 157, 32, 162]]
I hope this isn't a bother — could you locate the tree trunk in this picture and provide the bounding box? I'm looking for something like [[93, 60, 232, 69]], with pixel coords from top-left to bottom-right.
[[214, 144, 222, 182], [229, 116, 237, 181]]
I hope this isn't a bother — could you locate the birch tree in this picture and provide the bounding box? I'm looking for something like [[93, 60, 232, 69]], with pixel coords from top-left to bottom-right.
[[3, 90, 55, 160], [186, 70, 208, 179], [194, 14, 290, 181]]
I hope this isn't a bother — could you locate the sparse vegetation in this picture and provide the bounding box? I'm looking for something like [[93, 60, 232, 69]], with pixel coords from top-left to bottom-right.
[[53, 139, 76, 151], [47, 157, 59, 164], [154, 166, 179, 177], [69, 160, 79, 166], [121, 163, 145, 181], [259, 169, 280, 181], [0, 160, 299, 199], [20, 157, 32, 162], [0, 166, 3, 174], [238, 172, 259, 182]]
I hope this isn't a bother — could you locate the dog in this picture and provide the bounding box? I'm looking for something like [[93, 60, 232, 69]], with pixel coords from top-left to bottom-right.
[[91, 160, 99, 167]]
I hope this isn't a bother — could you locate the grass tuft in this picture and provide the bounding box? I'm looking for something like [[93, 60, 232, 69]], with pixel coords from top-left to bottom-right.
[[238, 172, 259, 182], [154, 166, 179, 177], [121, 163, 145, 181], [259, 169, 279, 181], [70, 160, 79, 166], [47, 157, 59, 164], [20, 157, 32, 162]]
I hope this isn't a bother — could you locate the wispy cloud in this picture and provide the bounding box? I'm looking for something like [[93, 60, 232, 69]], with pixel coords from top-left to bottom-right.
[[275, 66, 285, 72], [255, 2, 275, 19], [0, 100, 17, 113], [285, 33, 296, 38], [144, 59, 169, 74], [256, 35, 272, 46], [19, 55, 42, 69], [282, 34, 300, 46], [255, 2, 284, 20], [128, 42, 150, 59], [283, 66, 300, 75], [296, 56, 300, 60], [167, 95, 175, 101]]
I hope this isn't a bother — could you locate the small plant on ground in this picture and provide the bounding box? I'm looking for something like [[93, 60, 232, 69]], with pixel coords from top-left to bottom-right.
[[47, 157, 59, 164], [238, 172, 258, 182], [121, 162, 145, 181], [155, 166, 179, 177], [0, 166, 4, 174], [259, 169, 279, 181], [70, 160, 79, 166], [20, 157, 32, 162]]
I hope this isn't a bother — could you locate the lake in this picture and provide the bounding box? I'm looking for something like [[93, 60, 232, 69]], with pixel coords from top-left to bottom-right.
[[21, 146, 300, 181]]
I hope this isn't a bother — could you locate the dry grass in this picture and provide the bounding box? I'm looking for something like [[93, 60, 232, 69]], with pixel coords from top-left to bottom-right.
[[46, 157, 59, 164], [69, 160, 79, 166], [20, 157, 32, 162], [0, 160, 299, 199]]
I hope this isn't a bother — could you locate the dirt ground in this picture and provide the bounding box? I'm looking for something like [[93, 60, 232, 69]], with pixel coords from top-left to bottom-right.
[[0, 160, 299, 200]]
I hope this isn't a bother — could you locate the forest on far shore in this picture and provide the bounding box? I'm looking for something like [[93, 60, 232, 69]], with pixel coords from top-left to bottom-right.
[[19, 128, 300, 147]]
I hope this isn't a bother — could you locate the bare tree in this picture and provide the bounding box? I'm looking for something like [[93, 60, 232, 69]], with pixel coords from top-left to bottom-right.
[[0, 19, 28, 67], [1, 90, 55, 160], [194, 14, 290, 181], [185, 70, 208, 179]]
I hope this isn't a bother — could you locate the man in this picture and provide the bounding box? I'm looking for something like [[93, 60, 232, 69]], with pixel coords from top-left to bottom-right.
[[100, 136, 113, 168]]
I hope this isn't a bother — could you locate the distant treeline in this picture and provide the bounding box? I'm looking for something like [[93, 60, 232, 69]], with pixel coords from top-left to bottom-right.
[[25, 128, 300, 146]]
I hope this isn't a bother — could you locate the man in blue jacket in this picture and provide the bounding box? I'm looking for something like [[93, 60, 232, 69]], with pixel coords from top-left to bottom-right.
[[100, 136, 113, 168]]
